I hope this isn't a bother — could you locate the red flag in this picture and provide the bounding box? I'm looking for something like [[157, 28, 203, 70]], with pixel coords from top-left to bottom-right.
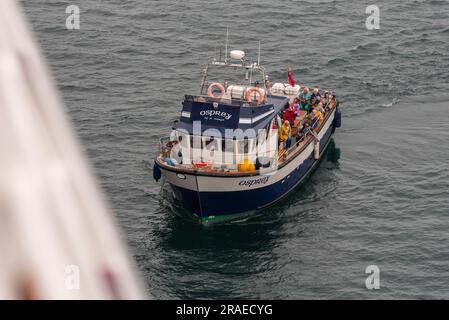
[[287, 68, 295, 87]]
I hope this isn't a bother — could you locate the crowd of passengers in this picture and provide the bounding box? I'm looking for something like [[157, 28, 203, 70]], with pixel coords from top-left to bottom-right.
[[161, 86, 334, 169], [277, 87, 334, 151]]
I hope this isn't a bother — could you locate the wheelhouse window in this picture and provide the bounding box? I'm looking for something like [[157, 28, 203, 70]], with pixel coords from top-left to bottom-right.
[[177, 132, 188, 149], [203, 136, 218, 151], [190, 135, 203, 150], [237, 138, 249, 154]]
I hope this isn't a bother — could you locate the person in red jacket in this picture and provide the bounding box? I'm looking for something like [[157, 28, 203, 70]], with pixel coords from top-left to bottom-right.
[[282, 105, 296, 124]]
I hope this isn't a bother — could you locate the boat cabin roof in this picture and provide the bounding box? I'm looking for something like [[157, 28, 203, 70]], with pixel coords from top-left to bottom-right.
[[174, 94, 289, 139]]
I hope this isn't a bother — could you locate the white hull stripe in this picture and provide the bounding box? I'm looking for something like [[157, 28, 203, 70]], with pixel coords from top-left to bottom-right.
[[238, 109, 275, 124], [181, 111, 191, 118], [252, 109, 275, 123]]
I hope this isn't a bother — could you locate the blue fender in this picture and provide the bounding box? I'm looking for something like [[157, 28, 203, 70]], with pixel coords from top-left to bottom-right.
[[153, 162, 162, 182], [334, 107, 342, 128]]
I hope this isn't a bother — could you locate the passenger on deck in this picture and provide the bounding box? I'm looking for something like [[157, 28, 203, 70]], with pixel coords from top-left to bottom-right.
[[272, 114, 281, 129], [298, 121, 311, 140], [322, 91, 330, 106], [311, 106, 324, 128], [305, 110, 318, 129], [311, 88, 321, 101], [292, 97, 300, 116], [290, 116, 299, 143], [315, 95, 321, 107], [279, 120, 291, 150], [316, 101, 325, 114], [298, 87, 311, 112], [264, 76, 271, 90], [293, 116, 301, 128], [292, 117, 303, 144], [283, 104, 296, 124], [310, 97, 317, 109]]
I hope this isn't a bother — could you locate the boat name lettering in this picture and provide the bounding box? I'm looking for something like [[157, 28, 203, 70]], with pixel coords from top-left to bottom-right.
[[239, 176, 269, 187], [199, 110, 232, 120]]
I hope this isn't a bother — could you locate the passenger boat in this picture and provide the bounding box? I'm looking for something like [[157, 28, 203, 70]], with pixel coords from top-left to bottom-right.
[[153, 48, 341, 223]]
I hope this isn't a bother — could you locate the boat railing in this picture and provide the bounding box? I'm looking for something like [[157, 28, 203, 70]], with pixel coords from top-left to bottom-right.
[[278, 131, 309, 161], [157, 137, 279, 172]]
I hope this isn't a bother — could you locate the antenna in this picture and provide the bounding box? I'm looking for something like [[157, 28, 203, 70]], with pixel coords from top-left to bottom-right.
[[257, 40, 261, 66], [225, 26, 229, 63]]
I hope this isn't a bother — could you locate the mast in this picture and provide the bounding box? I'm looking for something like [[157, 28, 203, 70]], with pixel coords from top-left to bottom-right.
[[224, 26, 229, 64]]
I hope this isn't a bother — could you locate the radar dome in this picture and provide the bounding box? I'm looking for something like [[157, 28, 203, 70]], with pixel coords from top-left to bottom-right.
[[230, 50, 245, 60]]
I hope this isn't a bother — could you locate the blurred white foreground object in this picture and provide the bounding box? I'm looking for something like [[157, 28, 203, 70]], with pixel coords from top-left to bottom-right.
[[0, 0, 145, 299]]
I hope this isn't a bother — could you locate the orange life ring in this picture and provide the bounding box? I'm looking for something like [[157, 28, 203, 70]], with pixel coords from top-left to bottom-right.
[[207, 83, 225, 99], [245, 87, 265, 104]]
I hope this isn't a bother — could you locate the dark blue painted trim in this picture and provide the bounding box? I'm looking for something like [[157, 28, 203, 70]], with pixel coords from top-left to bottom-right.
[[176, 95, 289, 139]]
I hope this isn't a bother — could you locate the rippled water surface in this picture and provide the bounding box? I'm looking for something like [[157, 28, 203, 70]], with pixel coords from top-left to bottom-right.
[[23, 0, 449, 299]]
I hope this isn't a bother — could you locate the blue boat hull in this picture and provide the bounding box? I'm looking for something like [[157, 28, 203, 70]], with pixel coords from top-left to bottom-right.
[[168, 121, 336, 223]]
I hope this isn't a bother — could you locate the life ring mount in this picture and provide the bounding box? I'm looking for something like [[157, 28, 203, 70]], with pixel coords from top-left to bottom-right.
[[207, 83, 225, 99], [245, 87, 265, 104]]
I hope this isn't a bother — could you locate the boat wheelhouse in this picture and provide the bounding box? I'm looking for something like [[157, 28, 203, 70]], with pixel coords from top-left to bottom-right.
[[154, 49, 341, 223]]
